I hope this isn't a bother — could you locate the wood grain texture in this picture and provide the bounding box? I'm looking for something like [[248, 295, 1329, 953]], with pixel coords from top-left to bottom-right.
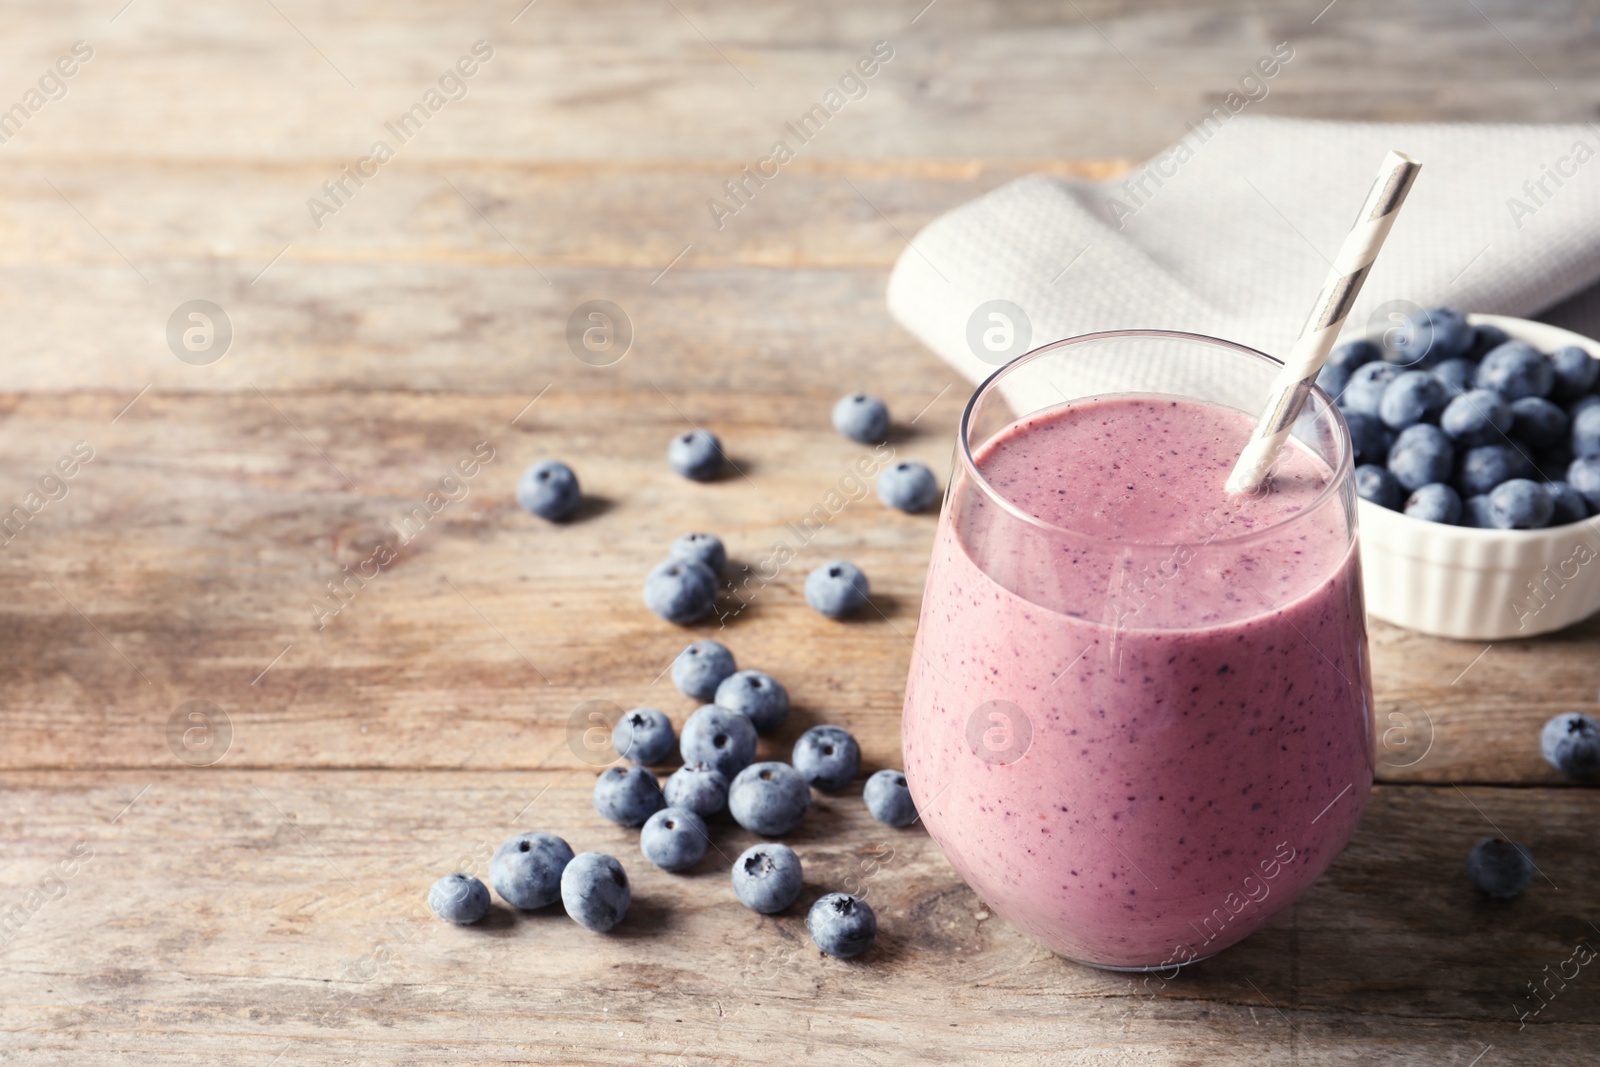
[[3, 0, 1600, 1063]]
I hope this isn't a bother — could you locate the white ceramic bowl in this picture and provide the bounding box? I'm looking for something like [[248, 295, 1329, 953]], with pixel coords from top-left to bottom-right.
[[1355, 314, 1600, 640]]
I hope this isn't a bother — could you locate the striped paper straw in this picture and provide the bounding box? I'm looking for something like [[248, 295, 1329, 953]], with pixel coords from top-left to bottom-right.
[[1225, 150, 1423, 495]]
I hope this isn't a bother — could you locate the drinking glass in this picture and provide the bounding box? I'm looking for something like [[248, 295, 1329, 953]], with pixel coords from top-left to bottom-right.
[[901, 330, 1374, 971]]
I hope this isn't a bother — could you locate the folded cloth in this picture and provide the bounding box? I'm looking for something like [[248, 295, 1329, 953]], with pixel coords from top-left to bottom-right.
[[887, 117, 1600, 388]]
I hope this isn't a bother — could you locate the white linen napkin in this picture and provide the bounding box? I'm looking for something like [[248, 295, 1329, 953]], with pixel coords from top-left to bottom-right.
[[887, 117, 1600, 387]]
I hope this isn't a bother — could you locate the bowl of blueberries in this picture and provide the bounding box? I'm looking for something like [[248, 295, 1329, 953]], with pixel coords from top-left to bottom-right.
[[1317, 306, 1600, 640]]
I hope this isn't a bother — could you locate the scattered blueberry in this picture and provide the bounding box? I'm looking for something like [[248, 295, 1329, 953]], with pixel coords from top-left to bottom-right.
[[1379, 370, 1447, 430], [644, 559, 718, 624], [1340, 362, 1400, 418], [592, 765, 665, 827], [668, 532, 726, 574], [1431, 358, 1477, 400], [516, 460, 581, 521], [1439, 389, 1514, 446], [429, 873, 490, 924], [731, 843, 803, 914], [863, 768, 918, 828], [1466, 838, 1535, 899], [805, 560, 871, 618], [639, 807, 710, 872], [1568, 456, 1600, 509], [1548, 345, 1599, 400], [1389, 306, 1473, 367], [612, 708, 676, 765], [667, 429, 723, 481], [714, 670, 790, 735], [1328, 338, 1381, 374], [833, 393, 890, 443], [729, 761, 811, 836], [1541, 712, 1600, 777], [679, 703, 758, 779], [491, 832, 575, 910], [1510, 397, 1568, 448], [792, 725, 861, 793], [1387, 424, 1454, 491], [877, 461, 940, 513], [1404, 483, 1462, 525], [807, 892, 877, 958], [1572, 404, 1600, 459], [561, 852, 631, 932], [1547, 481, 1591, 524], [1355, 464, 1403, 510], [671, 639, 737, 702], [1457, 445, 1532, 497], [1344, 411, 1395, 465], [1460, 494, 1496, 528], [1475, 341, 1554, 400], [1465, 323, 1510, 361], [1485, 479, 1554, 529], [663, 760, 729, 817]]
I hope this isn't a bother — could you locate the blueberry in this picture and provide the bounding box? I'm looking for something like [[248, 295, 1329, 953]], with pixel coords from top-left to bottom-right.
[[832, 393, 890, 443], [1340, 362, 1400, 417], [876, 461, 940, 513], [1387, 424, 1454, 491], [516, 460, 581, 521], [792, 725, 861, 792], [429, 873, 491, 924], [1355, 464, 1403, 510], [679, 703, 758, 778], [644, 558, 718, 624], [560, 852, 631, 932], [1475, 341, 1554, 400], [1343, 411, 1395, 465], [1510, 397, 1568, 448], [1378, 370, 1447, 429], [1535, 444, 1575, 482], [592, 765, 665, 827], [1570, 394, 1600, 422], [864, 768, 918, 827], [1403, 483, 1462, 525], [805, 560, 871, 618], [1328, 338, 1381, 373], [714, 670, 790, 735], [668, 532, 726, 574], [1550, 345, 1600, 400], [639, 807, 710, 872], [612, 707, 676, 765], [1460, 494, 1495, 528], [1540, 712, 1600, 776], [663, 760, 729, 817], [1315, 362, 1350, 399], [490, 832, 575, 910], [1572, 404, 1600, 459], [1440, 389, 1515, 446], [807, 892, 877, 958], [728, 761, 811, 835], [1466, 838, 1535, 899], [731, 843, 803, 914], [1547, 481, 1591, 525], [667, 429, 723, 481], [1389, 307, 1472, 367], [1570, 457, 1600, 510], [1485, 479, 1554, 529], [1457, 444, 1531, 497], [1431, 358, 1477, 400], [1464, 323, 1510, 361], [671, 639, 737, 702]]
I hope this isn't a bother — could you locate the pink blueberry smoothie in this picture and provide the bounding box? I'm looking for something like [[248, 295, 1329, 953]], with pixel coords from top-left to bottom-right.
[[903, 394, 1374, 969]]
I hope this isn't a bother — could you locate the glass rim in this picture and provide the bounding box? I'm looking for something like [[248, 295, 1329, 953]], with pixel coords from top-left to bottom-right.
[[955, 328, 1355, 547]]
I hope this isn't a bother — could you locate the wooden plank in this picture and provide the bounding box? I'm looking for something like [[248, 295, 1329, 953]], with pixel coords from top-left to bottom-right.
[[0, 774, 1594, 1063], [0, 385, 1595, 785]]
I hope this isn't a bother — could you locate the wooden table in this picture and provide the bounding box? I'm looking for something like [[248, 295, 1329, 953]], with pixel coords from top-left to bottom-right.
[[3, 2, 1598, 1063]]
